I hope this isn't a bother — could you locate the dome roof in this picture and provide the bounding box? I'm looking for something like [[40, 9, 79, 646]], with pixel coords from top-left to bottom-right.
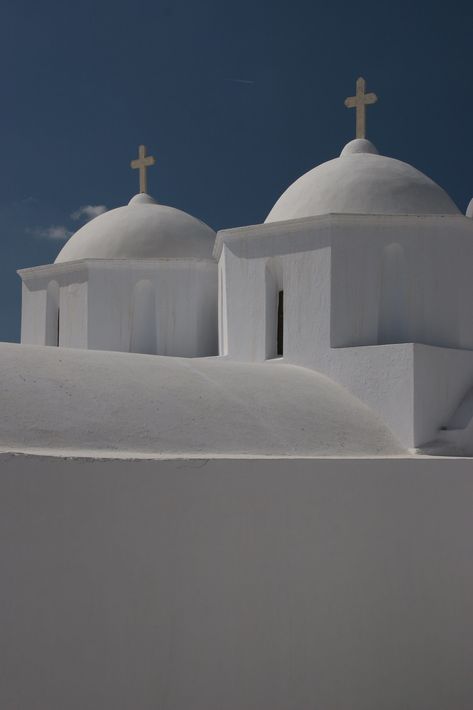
[[0, 343, 404, 458], [55, 193, 216, 263], [266, 139, 460, 223]]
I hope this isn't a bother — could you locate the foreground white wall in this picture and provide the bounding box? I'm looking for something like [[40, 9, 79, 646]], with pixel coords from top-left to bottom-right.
[[1, 454, 472, 710]]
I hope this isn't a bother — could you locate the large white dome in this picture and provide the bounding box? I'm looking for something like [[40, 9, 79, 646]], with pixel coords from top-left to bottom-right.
[[0, 343, 404, 457], [266, 139, 460, 223], [55, 193, 216, 263]]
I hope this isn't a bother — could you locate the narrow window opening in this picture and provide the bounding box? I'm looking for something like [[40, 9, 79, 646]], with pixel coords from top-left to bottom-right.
[[45, 280, 60, 346], [277, 290, 284, 356], [378, 243, 407, 344]]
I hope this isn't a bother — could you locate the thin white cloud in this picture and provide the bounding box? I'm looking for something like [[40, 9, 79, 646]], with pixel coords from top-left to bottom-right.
[[30, 225, 72, 240], [28, 203, 107, 241], [71, 204, 107, 221], [228, 78, 255, 84]]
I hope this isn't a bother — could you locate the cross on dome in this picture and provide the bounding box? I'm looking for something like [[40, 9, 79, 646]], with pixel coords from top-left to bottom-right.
[[130, 145, 156, 194], [344, 77, 378, 139]]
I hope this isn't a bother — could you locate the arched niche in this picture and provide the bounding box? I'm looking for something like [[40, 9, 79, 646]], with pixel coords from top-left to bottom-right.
[[130, 280, 156, 354]]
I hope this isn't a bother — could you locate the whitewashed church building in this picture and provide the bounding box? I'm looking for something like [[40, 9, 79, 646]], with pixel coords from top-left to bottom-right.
[[2, 80, 473, 710]]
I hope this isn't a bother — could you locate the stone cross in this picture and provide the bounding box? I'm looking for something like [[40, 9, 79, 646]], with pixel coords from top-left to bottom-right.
[[131, 145, 156, 194], [344, 77, 378, 139]]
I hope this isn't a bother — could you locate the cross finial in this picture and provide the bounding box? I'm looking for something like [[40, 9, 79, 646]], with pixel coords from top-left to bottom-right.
[[130, 145, 156, 194], [344, 77, 378, 139]]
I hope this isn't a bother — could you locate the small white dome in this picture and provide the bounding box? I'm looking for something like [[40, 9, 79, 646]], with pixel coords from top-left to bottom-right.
[[340, 138, 379, 156], [266, 139, 460, 223], [55, 194, 216, 263]]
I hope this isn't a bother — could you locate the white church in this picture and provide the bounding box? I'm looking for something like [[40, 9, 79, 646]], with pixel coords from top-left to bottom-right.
[[2, 79, 473, 709]]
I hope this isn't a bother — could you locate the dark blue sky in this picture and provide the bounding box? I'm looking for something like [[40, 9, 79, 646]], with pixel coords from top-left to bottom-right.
[[1, 0, 472, 341]]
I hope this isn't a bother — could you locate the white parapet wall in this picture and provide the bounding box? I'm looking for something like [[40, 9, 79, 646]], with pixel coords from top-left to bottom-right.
[[0, 454, 472, 710]]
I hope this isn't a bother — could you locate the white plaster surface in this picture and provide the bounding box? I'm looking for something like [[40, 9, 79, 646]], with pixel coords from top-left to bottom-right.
[[266, 140, 460, 222], [55, 193, 215, 262], [215, 214, 473, 448], [19, 147, 473, 448], [7, 135, 473, 710], [85, 259, 217, 356], [19, 258, 218, 357], [1, 454, 473, 710], [20, 281, 49, 345], [0, 342, 403, 457]]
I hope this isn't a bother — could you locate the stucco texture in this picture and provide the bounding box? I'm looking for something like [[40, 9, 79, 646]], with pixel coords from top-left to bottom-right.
[[0, 456, 472, 710], [55, 194, 215, 263], [0, 342, 403, 457], [266, 140, 460, 222]]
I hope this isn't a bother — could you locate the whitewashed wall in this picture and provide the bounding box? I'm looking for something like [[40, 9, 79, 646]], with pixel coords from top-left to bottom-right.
[[20, 263, 89, 347], [215, 215, 473, 448], [1, 454, 472, 710], [20, 264, 89, 347], [87, 260, 217, 357], [20, 281, 49, 344], [329, 216, 473, 350], [216, 214, 473, 358], [19, 258, 218, 357]]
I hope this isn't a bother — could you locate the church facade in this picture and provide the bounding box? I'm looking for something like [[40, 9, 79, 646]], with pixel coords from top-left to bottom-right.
[[3, 81, 473, 710], [17, 133, 473, 453]]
